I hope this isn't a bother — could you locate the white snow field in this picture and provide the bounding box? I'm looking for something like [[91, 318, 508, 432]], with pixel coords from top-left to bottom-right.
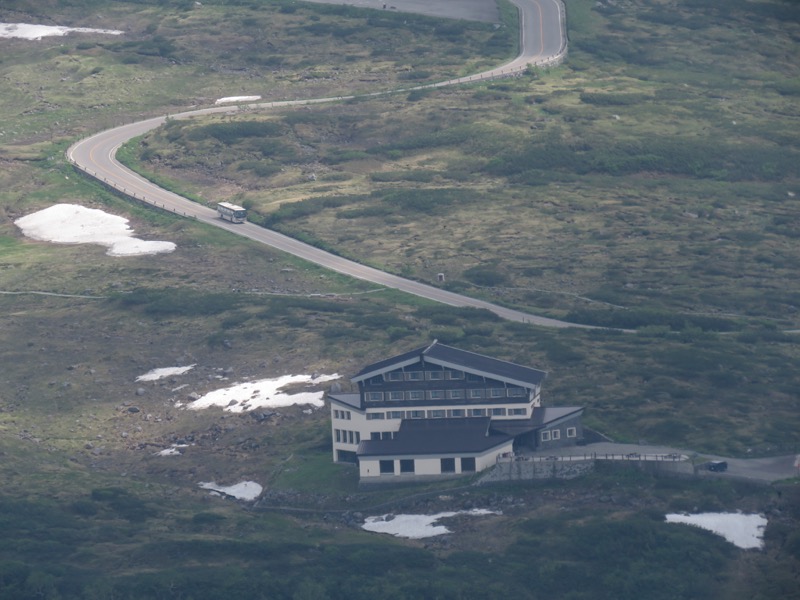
[[665, 512, 768, 550], [0, 23, 123, 40], [362, 509, 500, 539]]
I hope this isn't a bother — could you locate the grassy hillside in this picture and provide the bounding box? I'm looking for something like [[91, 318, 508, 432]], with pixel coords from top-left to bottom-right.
[[0, 0, 799, 598], [127, 0, 800, 328]]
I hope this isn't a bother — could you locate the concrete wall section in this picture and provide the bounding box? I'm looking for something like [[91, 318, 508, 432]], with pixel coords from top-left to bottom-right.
[[478, 458, 595, 484]]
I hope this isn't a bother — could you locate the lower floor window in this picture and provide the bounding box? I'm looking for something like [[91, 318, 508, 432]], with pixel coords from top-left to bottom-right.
[[461, 457, 476, 472], [567, 427, 577, 438], [440, 458, 456, 473], [336, 450, 357, 463], [379, 460, 395, 474], [400, 459, 415, 473], [541, 431, 551, 442]]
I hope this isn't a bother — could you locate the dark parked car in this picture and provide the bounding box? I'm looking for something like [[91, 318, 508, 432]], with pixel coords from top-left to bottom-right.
[[707, 460, 728, 472]]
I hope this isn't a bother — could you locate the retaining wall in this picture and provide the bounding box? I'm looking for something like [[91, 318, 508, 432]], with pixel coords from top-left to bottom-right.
[[477, 458, 594, 485]]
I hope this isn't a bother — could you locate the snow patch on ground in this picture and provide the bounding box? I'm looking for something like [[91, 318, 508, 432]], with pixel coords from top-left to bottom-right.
[[665, 512, 767, 549], [15, 204, 175, 256], [183, 373, 339, 413], [136, 365, 196, 382], [215, 96, 262, 104], [362, 509, 500, 539], [0, 23, 123, 40], [199, 481, 263, 501], [156, 447, 182, 456]]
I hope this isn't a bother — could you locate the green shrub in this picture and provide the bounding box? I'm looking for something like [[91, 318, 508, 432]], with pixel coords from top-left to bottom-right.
[[463, 265, 508, 287]]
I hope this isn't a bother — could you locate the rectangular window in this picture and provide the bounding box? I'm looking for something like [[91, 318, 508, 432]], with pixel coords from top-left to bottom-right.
[[428, 410, 446, 418], [566, 427, 577, 438], [541, 431, 551, 442], [508, 387, 525, 397], [335, 429, 341, 443], [449, 409, 464, 417], [466, 373, 482, 382], [490, 388, 505, 398], [408, 391, 423, 401], [367, 376, 382, 385], [379, 460, 395, 474], [389, 411, 405, 419], [368, 392, 383, 402], [371, 432, 381, 441], [428, 390, 444, 400], [389, 391, 404, 401], [409, 410, 424, 419], [337, 450, 357, 464], [428, 371, 443, 380], [461, 457, 476, 472], [407, 371, 423, 381], [448, 389, 463, 400], [552, 429, 561, 440], [381, 432, 393, 440], [440, 458, 456, 473], [367, 412, 385, 420], [345, 411, 351, 420], [334, 410, 340, 419], [490, 407, 506, 416], [447, 370, 464, 380], [355, 432, 360, 444], [469, 389, 483, 399], [470, 408, 485, 417], [387, 372, 403, 381], [509, 408, 527, 416], [348, 431, 354, 444], [400, 459, 415, 473]]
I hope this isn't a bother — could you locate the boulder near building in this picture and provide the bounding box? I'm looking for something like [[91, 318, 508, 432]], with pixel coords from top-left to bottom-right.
[[328, 341, 583, 482]]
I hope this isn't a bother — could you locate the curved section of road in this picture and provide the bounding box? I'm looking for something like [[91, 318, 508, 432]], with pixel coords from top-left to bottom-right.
[[67, 0, 581, 328]]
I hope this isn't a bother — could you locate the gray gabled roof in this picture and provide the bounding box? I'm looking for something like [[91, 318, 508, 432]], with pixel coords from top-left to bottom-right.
[[490, 406, 584, 436], [352, 341, 547, 388], [328, 393, 362, 410], [357, 417, 513, 457]]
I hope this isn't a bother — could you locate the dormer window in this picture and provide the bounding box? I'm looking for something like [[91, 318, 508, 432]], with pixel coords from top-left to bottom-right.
[[427, 371, 443, 380], [386, 371, 403, 382], [407, 371, 423, 381]]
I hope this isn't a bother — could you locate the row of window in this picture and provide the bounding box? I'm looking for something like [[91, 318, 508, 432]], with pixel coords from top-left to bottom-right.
[[367, 407, 527, 420], [333, 409, 352, 420], [367, 387, 526, 402], [541, 427, 577, 442], [334, 429, 360, 445], [377, 457, 476, 475], [375, 369, 465, 383]]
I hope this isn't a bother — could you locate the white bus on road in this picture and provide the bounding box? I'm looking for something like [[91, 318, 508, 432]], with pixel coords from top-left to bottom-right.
[[217, 202, 247, 223]]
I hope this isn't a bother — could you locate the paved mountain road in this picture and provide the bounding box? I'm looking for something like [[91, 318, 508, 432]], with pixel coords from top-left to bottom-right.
[[67, 0, 579, 328]]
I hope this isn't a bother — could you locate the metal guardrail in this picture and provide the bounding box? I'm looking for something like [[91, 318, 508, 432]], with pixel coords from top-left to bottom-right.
[[498, 452, 687, 464]]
